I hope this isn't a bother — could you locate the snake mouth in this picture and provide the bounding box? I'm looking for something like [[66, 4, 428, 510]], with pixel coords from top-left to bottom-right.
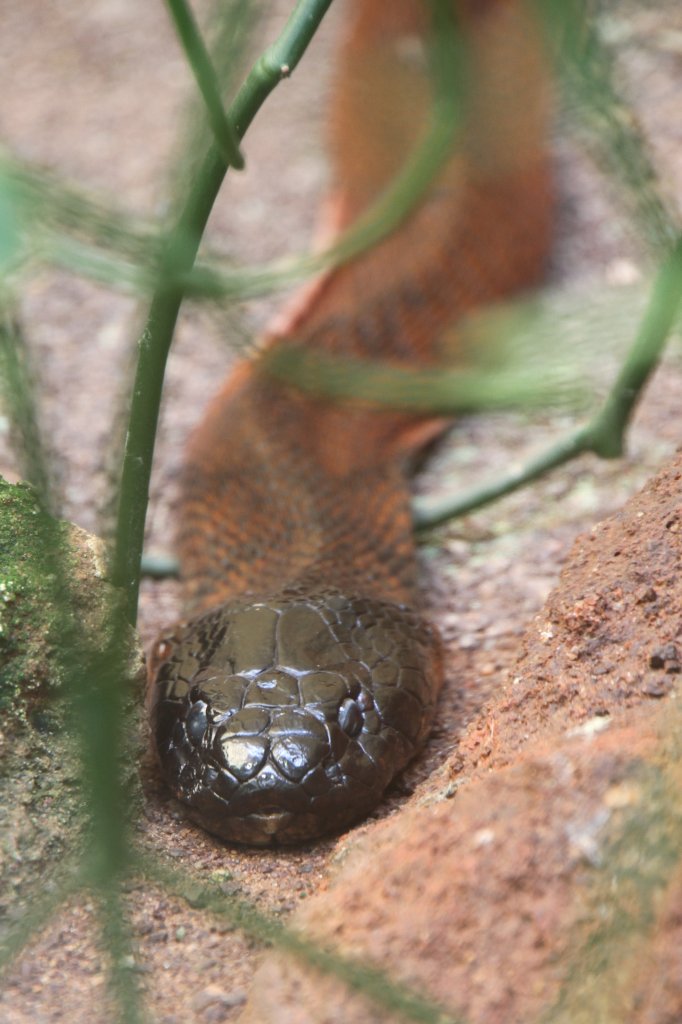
[[217, 809, 295, 845], [154, 699, 391, 846], [183, 806, 324, 847]]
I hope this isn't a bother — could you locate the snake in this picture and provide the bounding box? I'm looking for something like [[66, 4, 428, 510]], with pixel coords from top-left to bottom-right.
[[147, 0, 552, 846]]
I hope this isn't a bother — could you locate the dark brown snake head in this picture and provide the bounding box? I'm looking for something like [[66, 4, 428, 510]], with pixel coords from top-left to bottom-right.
[[148, 590, 442, 846]]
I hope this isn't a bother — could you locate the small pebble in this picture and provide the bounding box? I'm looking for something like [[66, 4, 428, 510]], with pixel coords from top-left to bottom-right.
[[649, 643, 679, 670], [191, 985, 247, 1015], [642, 678, 673, 698]]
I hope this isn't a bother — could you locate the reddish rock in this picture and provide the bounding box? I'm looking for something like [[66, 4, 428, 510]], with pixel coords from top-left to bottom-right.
[[239, 453, 682, 1023]]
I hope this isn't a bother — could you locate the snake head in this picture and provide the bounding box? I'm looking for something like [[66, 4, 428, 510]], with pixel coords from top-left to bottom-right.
[[148, 590, 442, 845]]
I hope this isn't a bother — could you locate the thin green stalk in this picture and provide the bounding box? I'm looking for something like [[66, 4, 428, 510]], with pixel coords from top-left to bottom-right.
[[0, 484, 142, 1016], [414, 427, 590, 529], [41, 236, 144, 293], [584, 236, 682, 456], [0, 154, 159, 262], [31, 50, 460, 304], [56, 566, 141, 1018], [31, 61, 459, 303], [14, 2, 461, 317], [112, 0, 335, 625], [165, 0, 245, 169], [263, 343, 580, 413], [97, 879, 145, 1024], [0, 309, 54, 510], [539, 0, 678, 255], [137, 852, 463, 1024], [182, 2, 463, 300], [0, 857, 83, 972], [0, 282, 139, 1023], [414, 237, 682, 531]]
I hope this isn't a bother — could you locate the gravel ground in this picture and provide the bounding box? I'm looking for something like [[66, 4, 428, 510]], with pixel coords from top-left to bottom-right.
[[1, 1, 681, 1022]]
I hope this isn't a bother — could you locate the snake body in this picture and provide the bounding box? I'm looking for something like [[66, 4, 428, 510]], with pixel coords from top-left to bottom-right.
[[148, 0, 552, 845]]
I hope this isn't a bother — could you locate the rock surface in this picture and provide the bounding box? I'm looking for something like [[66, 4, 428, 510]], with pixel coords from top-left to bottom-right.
[[239, 451, 682, 1024], [0, 476, 145, 919], [0, 476, 143, 721]]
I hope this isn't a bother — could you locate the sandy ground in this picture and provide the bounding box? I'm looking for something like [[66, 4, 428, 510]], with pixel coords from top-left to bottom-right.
[[1, 1, 682, 1022]]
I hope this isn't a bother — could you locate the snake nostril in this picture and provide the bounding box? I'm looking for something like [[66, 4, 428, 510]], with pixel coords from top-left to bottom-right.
[[357, 688, 373, 712], [338, 697, 363, 737]]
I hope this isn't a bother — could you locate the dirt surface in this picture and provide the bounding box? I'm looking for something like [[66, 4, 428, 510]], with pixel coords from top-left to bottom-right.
[[238, 451, 682, 1024], [1, 1, 682, 1023]]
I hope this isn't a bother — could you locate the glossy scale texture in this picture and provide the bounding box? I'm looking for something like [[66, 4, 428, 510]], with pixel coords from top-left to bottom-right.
[[152, 589, 441, 844], [148, 0, 553, 845]]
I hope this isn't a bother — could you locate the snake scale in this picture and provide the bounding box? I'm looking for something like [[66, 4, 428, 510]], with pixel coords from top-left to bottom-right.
[[148, 0, 552, 845]]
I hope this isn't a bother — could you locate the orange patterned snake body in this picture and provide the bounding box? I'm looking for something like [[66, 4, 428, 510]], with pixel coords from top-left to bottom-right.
[[148, 0, 552, 845]]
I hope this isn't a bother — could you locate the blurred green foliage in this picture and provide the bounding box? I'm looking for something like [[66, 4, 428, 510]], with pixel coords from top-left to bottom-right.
[[0, 2, 681, 1023]]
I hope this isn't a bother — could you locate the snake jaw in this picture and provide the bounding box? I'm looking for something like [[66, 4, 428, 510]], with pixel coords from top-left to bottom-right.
[[148, 591, 442, 845]]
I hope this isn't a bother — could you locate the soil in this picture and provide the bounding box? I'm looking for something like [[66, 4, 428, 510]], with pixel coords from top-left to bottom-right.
[[1, 1, 682, 1023]]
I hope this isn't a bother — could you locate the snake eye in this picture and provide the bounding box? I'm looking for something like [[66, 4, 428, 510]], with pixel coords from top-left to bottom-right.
[[185, 702, 208, 746], [338, 697, 363, 737], [148, 637, 173, 679]]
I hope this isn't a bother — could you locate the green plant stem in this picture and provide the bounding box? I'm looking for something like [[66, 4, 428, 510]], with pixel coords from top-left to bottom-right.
[[0, 310, 54, 510], [539, 0, 678, 255], [0, 154, 159, 262], [165, 0, 245, 170], [586, 237, 682, 455], [97, 878, 144, 1024], [0, 857, 82, 973], [181, 4, 463, 301], [33, 54, 460, 304], [263, 344, 579, 413], [13, 1, 461, 312], [112, 0, 334, 625], [138, 236, 680, 569], [137, 852, 462, 1024], [414, 238, 682, 531]]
